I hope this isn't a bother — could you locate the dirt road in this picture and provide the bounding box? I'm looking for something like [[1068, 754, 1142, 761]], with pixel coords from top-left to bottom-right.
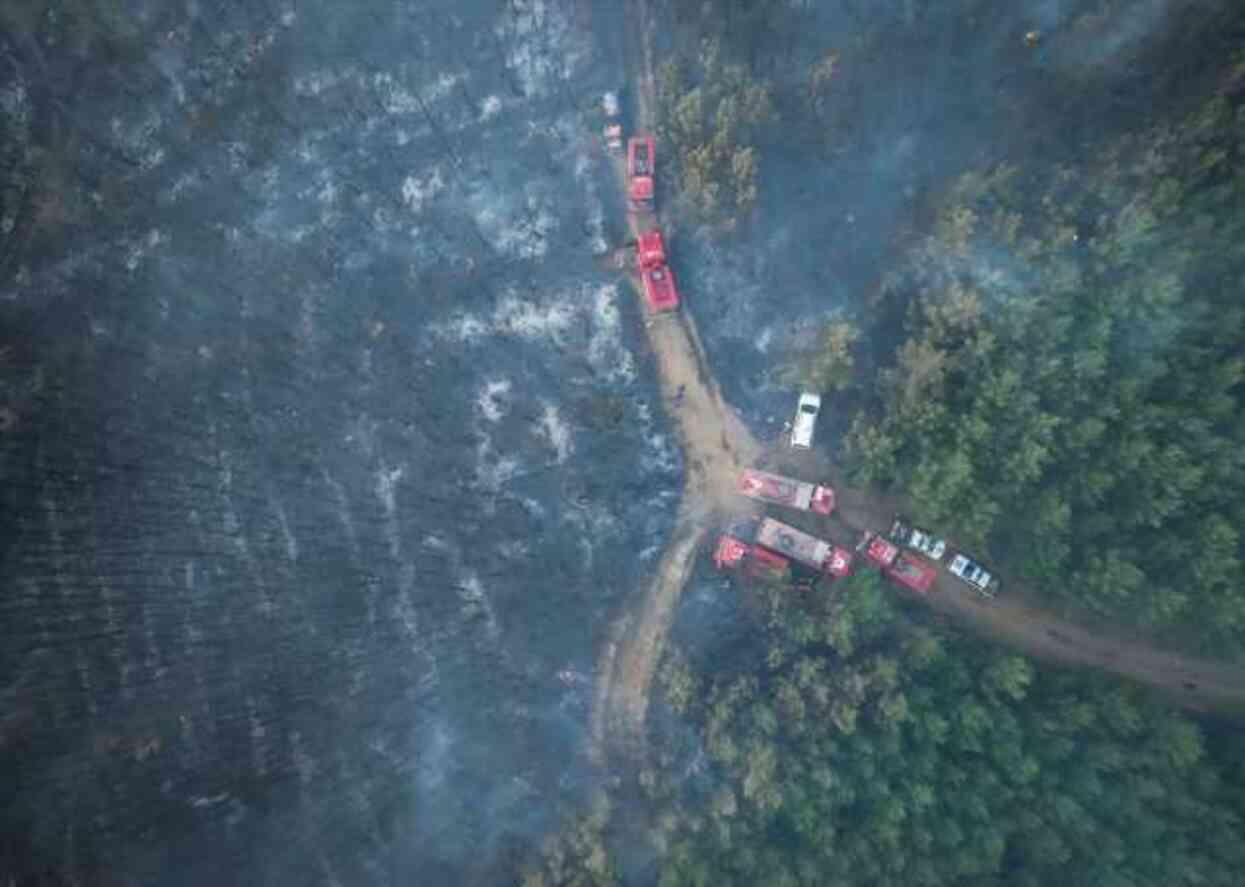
[[590, 0, 1245, 765], [770, 441, 1245, 715], [588, 0, 762, 762]]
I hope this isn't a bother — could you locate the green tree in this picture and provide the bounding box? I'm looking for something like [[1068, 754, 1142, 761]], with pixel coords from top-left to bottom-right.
[[841, 67, 1245, 649], [655, 38, 774, 226]]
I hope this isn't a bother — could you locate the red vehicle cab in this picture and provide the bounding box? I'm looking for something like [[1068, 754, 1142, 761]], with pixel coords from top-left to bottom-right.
[[748, 545, 792, 581], [714, 534, 791, 582], [860, 532, 900, 569], [825, 546, 855, 578], [627, 135, 655, 211], [859, 531, 935, 593], [635, 230, 679, 313], [637, 229, 667, 268], [888, 554, 937, 594], [714, 534, 749, 570], [736, 468, 834, 516]]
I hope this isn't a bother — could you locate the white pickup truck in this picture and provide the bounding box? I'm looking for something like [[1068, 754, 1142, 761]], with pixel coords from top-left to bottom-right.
[[889, 516, 947, 562], [789, 392, 821, 449], [602, 92, 623, 154], [948, 553, 996, 597]]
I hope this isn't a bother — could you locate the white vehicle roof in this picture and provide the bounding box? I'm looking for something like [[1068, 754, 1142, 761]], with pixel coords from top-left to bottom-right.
[[790, 392, 821, 449], [950, 554, 992, 590], [602, 92, 620, 117], [911, 530, 946, 559]]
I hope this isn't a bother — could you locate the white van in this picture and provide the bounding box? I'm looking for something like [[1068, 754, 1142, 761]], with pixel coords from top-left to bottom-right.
[[790, 392, 821, 449]]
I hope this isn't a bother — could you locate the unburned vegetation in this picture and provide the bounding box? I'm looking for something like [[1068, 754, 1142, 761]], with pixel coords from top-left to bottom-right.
[[529, 570, 1245, 886], [844, 52, 1245, 651]]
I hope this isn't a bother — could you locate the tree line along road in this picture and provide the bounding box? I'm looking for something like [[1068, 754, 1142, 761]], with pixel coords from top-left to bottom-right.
[[588, 0, 1245, 766]]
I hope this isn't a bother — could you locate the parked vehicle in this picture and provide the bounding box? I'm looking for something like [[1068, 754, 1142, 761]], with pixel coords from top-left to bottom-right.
[[755, 518, 854, 577], [888, 554, 938, 594], [857, 531, 936, 593], [714, 533, 792, 582], [602, 92, 624, 154], [736, 468, 834, 515], [635, 230, 679, 314], [889, 516, 947, 561], [627, 135, 655, 212], [859, 530, 899, 569], [824, 545, 854, 578], [604, 122, 624, 154], [790, 392, 821, 449], [949, 553, 996, 597]]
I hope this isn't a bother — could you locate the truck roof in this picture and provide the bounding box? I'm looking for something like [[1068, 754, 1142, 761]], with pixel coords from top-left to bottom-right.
[[640, 264, 679, 312], [637, 230, 667, 269], [714, 534, 791, 581], [736, 468, 835, 515], [714, 534, 749, 570], [738, 468, 807, 510], [756, 517, 832, 572], [826, 546, 854, 578], [949, 553, 994, 593], [747, 545, 791, 580], [790, 392, 820, 449], [887, 554, 937, 593], [628, 135, 653, 175], [861, 532, 900, 568], [628, 135, 655, 202]]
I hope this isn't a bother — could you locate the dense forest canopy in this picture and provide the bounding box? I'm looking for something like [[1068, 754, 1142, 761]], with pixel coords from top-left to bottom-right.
[[653, 38, 774, 228], [524, 571, 1245, 886], [843, 52, 1245, 650], [649, 574, 1245, 887]]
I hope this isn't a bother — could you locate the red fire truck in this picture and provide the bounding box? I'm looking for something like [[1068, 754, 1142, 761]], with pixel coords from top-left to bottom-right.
[[627, 135, 655, 212], [714, 533, 791, 582], [755, 518, 854, 578], [736, 468, 834, 515], [635, 229, 679, 313], [858, 531, 936, 593]]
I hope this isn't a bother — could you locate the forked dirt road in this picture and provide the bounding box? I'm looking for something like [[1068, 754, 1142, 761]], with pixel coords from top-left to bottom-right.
[[780, 450, 1245, 715], [588, 0, 762, 762], [588, 294, 767, 758], [589, 0, 1245, 764]]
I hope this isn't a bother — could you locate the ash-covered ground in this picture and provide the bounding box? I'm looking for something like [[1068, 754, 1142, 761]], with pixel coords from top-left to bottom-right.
[[3, 0, 1236, 883], [0, 2, 680, 883]]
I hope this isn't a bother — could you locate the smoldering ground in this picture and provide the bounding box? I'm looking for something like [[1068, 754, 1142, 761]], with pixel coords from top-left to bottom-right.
[[2, 0, 1239, 883], [0, 1, 681, 884]]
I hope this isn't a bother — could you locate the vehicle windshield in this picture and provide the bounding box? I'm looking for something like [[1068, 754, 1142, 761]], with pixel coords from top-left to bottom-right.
[[800, 404, 817, 414]]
